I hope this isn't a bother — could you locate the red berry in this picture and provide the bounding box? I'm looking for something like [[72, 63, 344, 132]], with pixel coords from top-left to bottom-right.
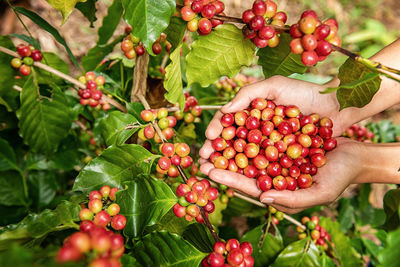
[[201, 4, 216, 19], [56, 246, 82, 263], [252, 0, 266, 16], [301, 50, 318, 66], [315, 40, 332, 56], [298, 174, 313, 188], [31, 50, 43, 61], [19, 64, 31, 76], [299, 16, 317, 34], [198, 18, 212, 34], [314, 24, 331, 40], [286, 176, 297, 191], [212, 137, 227, 151], [181, 6, 196, 21], [69, 232, 91, 253], [80, 220, 95, 232], [111, 214, 127, 230], [191, 0, 204, 13], [152, 42, 162, 55], [213, 1, 225, 14], [290, 24, 303, 38], [257, 175, 273, 191], [258, 26, 275, 40], [94, 210, 111, 227], [273, 175, 287, 190], [301, 34, 318, 51], [264, 0, 277, 18], [207, 252, 225, 266], [227, 249, 244, 265], [135, 45, 145, 55], [249, 15, 265, 30], [226, 239, 240, 251], [213, 241, 226, 254], [242, 9, 256, 24], [290, 38, 304, 54], [272, 11, 287, 23]]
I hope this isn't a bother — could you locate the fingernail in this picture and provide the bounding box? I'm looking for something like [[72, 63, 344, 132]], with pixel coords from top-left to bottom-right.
[[261, 198, 274, 204]]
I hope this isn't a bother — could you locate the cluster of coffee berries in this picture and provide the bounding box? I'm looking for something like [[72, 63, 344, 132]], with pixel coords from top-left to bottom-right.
[[289, 10, 341, 66], [173, 92, 203, 124], [156, 142, 194, 177], [297, 216, 331, 250], [56, 226, 125, 266], [122, 27, 170, 58], [139, 108, 176, 143], [10, 44, 42, 76], [78, 185, 127, 231], [265, 206, 284, 225], [343, 124, 374, 143], [241, 0, 287, 48], [202, 239, 254, 267], [173, 177, 218, 222], [180, 0, 225, 34], [219, 184, 234, 204], [215, 73, 259, 99], [57, 186, 126, 266], [209, 98, 337, 191], [77, 72, 110, 110]]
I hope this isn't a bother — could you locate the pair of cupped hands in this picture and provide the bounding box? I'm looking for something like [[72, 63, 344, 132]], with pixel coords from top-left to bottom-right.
[[199, 75, 365, 214]]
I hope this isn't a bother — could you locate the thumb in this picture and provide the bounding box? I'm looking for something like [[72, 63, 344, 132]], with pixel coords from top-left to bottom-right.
[[221, 80, 277, 113]]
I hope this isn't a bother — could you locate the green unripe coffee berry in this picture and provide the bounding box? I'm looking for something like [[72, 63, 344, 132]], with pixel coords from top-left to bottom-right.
[[23, 56, 34, 66]]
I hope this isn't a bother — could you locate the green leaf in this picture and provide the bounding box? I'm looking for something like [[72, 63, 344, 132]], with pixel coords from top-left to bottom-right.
[[36, 52, 70, 85], [9, 34, 41, 49], [126, 102, 145, 122], [334, 58, 382, 110], [257, 33, 306, 78], [164, 45, 185, 110], [116, 176, 176, 238], [362, 237, 382, 264], [164, 17, 186, 51], [319, 253, 335, 267], [0, 138, 19, 172], [0, 36, 19, 111], [27, 171, 57, 210], [0, 200, 79, 250], [319, 217, 363, 266], [76, 0, 97, 26], [271, 239, 320, 267], [145, 210, 191, 236], [99, 111, 139, 146], [133, 231, 207, 266], [121, 0, 176, 55], [121, 254, 141, 267], [182, 223, 214, 253], [378, 228, 400, 266], [337, 198, 355, 232], [82, 35, 124, 71], [0, 170, 27, 206], [18, 77, 72, 154], [72, 144, 158, 194], [14, 7, 81, 70], [46, 0, 87, 23], [97, 0, 123, 45], [186, 24, 255, 87], [241, 224, 284, 266], [382, 189, 400, 231]]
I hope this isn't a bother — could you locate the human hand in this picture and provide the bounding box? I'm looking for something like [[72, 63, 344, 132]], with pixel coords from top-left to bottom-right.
[[200, 138, 364, 214]]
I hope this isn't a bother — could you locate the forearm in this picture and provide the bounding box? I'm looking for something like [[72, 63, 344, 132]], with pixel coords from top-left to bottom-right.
[[355, 142, 400, 184], [337, 39, 400, 125]]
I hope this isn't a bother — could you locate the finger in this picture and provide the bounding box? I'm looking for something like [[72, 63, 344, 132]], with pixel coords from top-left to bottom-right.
[[200, 162, 214, 176], [205, 111, 224, 140], [199, 140, 214, 159], [208, 169, 262, 198], [259, 184, 327, 210], [199, 158, 208, 165], [221, 80, 277, 113]]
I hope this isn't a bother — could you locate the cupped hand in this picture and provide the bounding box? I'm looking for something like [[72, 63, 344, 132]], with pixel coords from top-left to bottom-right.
[[200, 138, 364, 214]]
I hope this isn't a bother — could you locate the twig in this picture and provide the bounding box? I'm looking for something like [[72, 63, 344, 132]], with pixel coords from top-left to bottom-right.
[[0, 46, 127, 112], [75, 120, 94, 138], [13, 85, 22, 92], [166, 105, 223, 112], [160, 54, 169, 70]]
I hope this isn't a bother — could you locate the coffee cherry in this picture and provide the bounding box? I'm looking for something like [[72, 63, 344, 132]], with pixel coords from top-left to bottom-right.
[[249, 15, 265, 30], [107, 203, 120, 216], [79, 208, 94, 221], [257, 175, 273, 191], [124, 49, 136, 59], [290, 38, 304, 54], [19, 64, 31, 76], [181, 156, 194, 168], [11, 58, 22, 68], [17, 45, 31, 58], [94, 210, 111, 227], [109, 187, 119, 201], [258, 26, 275, 40], [301, 34, 318, 51], [89, 199, 103, 213], [201, 4, 216, 18], [242, 9, 256, 24], [181, 6, 196, 21], [160, 143, 175, 157], [152, 42, 162, 55], [299, 16, 317, 34], [297, 174, 312, 188], [135, 45, 145, 55], [207, 252, 225, 266], [111, 214, 127, 230], [56, 246, 82, 263], [141, 110, 154, 122], [315, 40, 332, 56], [198, 18, 212, 34], [314, 24, 331, 40], [301, 50, 318, 66], [290, 23, 303, 38], [273, 11, 287, 23]]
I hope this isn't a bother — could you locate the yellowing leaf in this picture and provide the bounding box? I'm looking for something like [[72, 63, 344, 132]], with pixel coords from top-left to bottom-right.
[[47, 0, 87, 23]]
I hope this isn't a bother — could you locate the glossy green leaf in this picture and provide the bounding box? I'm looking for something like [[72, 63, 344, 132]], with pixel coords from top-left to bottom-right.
[[338, 198, 355, 232], [126, 102, 145, 122], [182, 223, 214, 253], [186, 24, 255, 87], [319, 253, 335, 267], [82, 35, 124, 71], [46, 0, 87, 23], [0, 171, 27, 206], [257, 33, 306, 78], [97, 0, 123, 45], [271, 239, 320, 267], [99, 111, 139, 146], [145, 210, 191, 236], [121, 254, 141, 267], [378, 228, 400, 266], [13, 7, 81, 70], [164, 45, 185, 110], [18, 77, 72, 154], [0, 200, 79, 250], [164, 17, 186, 51], [241, 224, 284, 266], [36, 52, 70, 85], [116, 176, 176, 237], [0, 138, 19, 172], [382, 189, 400, 231], [73, 144, 158, 194], [133, 231, 207, 266], [27, 171, 57, 210], [122, 0, 176, 55], [319, 217, 363, 266], [76, 0, 97, 26]]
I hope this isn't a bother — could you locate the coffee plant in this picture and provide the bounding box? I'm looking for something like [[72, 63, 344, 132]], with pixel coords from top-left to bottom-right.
[[0, 0, 399, 266]]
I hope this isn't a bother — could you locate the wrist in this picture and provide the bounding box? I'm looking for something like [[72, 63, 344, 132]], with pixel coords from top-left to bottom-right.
[[354, 142, 400, 184]]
